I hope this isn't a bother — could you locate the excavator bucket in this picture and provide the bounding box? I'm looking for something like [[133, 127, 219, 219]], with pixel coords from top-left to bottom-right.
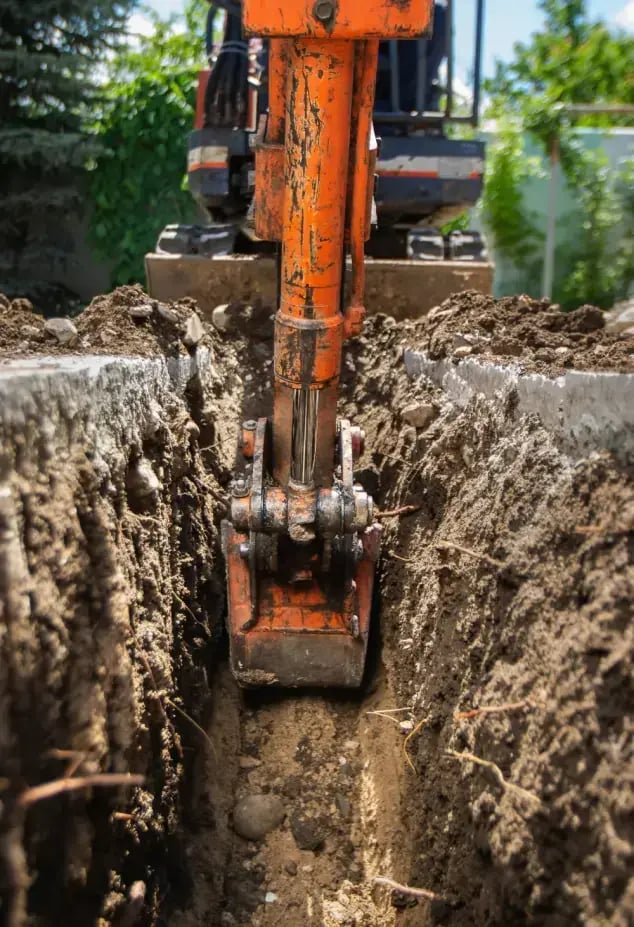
[[222, 418, 382, 688]]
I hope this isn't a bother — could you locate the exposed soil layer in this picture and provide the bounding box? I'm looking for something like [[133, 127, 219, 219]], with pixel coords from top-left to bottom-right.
[[397, 290, 634, 375], [1, 289, 632, 927], [339, 314, 634, 926], [0, 321, 242, 925]]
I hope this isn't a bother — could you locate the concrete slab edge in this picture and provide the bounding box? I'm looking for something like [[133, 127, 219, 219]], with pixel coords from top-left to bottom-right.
[[404, 350, 634, 461], [0, 351, 211, 465]]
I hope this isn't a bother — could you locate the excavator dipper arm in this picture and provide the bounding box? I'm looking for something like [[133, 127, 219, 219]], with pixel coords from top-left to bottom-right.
[[223, 0, 433, 688]]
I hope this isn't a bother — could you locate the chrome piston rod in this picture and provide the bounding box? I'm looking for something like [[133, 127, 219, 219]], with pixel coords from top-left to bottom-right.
[[291, 387, 319, 486]]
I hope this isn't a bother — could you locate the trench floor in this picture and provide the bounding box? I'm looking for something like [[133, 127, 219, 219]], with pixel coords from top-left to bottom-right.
[[184, 650, 423, 927]]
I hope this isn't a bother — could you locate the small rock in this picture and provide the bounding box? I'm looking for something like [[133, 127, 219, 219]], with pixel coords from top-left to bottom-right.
[[20, 324, 40, 337], [156, 302, 179, 325], [44, 317, 78, 344], [290, 812, 326, 851], [284, 860, 298, 876], [129, 303, 154, 321], [183, 311, 205, 348], [382, 316, 397, 329], [605, 304, 634, 333], [343, 740, 360, 754], [399, 719, 415, 734], [402, 401, 438, 430], [264, 892, 278, 904], [11, 298, 34, 313], [184, 420, 200, 440], [126, 458, 162, 500], [335, 792, 351, 819], [452, 345, 474, 359], [212, 303, 230, 331], [239, 756, 262, 770], [451, 332, 473, 350], [233, 794, 285, 841]]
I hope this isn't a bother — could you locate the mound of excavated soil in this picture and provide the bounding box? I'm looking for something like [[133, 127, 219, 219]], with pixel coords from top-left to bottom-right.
[[0, 286, 213, 358], [400, 290, 634, 375]]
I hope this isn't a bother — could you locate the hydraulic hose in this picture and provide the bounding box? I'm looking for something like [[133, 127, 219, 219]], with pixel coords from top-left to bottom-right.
[[204, 1, 250, 128]]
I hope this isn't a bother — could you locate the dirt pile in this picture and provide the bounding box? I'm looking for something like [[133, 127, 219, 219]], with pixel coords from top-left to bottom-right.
[[0, 285, 214, 358], [1, 287, 632, 927], [398, 290, 634, 375]]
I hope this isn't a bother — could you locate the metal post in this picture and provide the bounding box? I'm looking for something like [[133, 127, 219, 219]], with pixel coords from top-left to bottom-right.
[[472, 0, 485, 127], [542, 135, 559, 300], [445, 0, 454, 119], [416, 39, 427, 114], [389, 40, 400, 112]]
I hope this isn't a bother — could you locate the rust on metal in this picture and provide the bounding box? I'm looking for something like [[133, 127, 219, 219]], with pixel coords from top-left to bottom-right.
[[223, 0, 432, 689], [243, 0, 432, 38]]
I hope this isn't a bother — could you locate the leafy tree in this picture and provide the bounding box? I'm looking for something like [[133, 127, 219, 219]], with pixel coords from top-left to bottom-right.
[[480, 120, 544, 269], [483, 0, 634, 308], [0, 0, 135, 302], [89, 4, 206, 284]]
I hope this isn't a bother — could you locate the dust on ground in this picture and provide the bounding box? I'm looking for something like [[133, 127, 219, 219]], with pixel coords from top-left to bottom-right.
[[397, 290, 634, 375]]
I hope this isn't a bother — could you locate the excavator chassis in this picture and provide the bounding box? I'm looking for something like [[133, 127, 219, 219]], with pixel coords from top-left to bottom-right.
[[145, 252, 493, 322]]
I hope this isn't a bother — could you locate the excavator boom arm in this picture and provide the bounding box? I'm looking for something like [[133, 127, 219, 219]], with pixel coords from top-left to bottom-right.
[[224, 0, 433, 688]]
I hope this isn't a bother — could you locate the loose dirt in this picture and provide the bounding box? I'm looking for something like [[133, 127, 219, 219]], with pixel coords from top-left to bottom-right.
[[1, 288, 632, 927], [397, 290, 634, 375], [0, 286, 213, 358]]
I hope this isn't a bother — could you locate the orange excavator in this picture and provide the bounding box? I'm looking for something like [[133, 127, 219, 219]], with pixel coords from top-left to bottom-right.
[[222, 0, 433, 688]]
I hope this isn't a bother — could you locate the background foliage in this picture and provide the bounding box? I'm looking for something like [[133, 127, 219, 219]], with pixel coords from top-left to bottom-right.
[[88, 3, 206, 284], [482, 0, 634, 309], [0, 0, 135, 305]]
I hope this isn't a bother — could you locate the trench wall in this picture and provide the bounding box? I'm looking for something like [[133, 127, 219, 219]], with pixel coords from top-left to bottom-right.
[[343, 334, 634, 926], [0, 351, 238, 926]]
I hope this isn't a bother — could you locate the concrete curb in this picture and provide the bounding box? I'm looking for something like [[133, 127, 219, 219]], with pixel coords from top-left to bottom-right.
[[404, 350, 634, 461], [0, 351, 211, 471]]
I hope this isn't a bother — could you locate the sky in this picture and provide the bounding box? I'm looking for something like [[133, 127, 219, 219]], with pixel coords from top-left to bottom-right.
[[138, 0, 634, 77]]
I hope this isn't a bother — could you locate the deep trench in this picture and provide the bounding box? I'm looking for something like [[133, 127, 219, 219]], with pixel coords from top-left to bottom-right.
[[177, 336, 415, 927], [2, 298, 632, 927]]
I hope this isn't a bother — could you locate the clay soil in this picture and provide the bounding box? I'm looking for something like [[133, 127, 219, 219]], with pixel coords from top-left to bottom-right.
[[0, 288, 632, 927]]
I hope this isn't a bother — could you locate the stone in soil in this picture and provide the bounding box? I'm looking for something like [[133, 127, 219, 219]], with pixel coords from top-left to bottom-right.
[[232, 794, 286, 841]]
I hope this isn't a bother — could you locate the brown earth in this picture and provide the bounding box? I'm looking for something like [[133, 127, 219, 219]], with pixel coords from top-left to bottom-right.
[[0, 286, 213, 358], [395, 290, 634, 375], [339, 315, 634, 926], [1, 289, 632, 927]]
